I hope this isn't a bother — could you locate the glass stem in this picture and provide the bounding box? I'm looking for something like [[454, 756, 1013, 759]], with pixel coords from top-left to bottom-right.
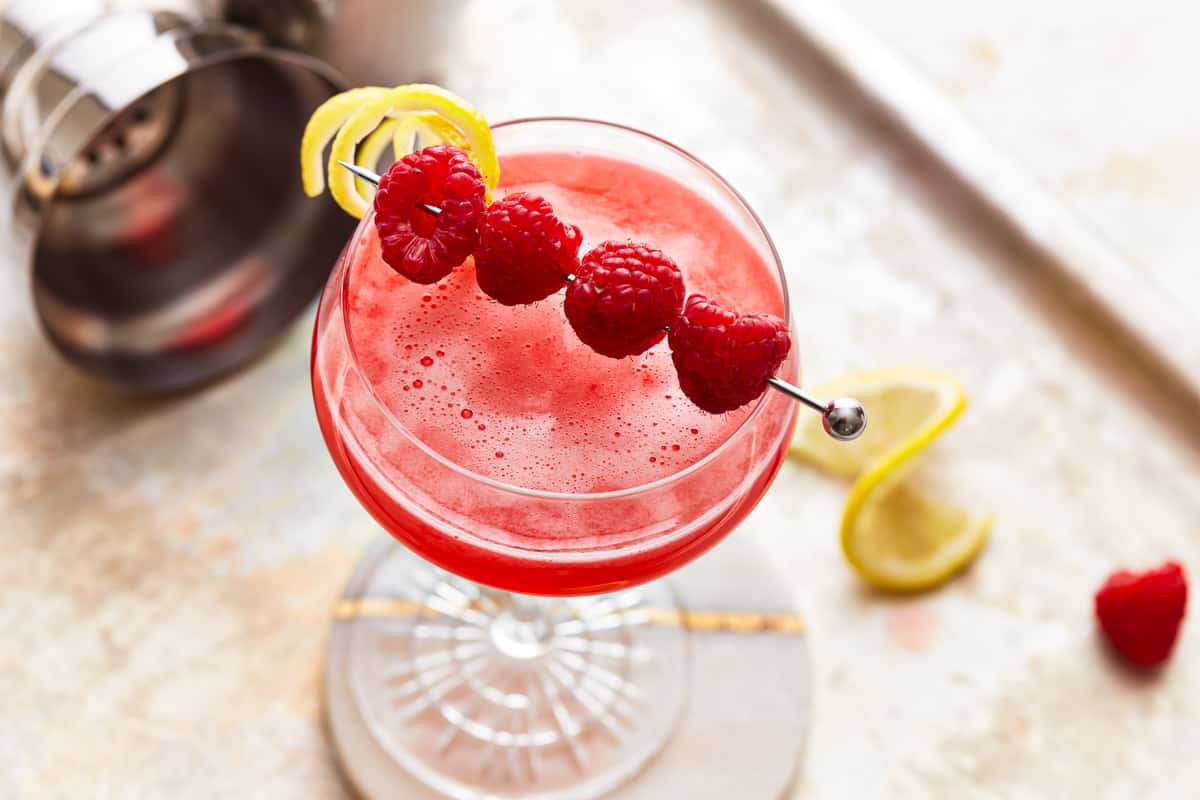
[[491, 592, 553, 658]]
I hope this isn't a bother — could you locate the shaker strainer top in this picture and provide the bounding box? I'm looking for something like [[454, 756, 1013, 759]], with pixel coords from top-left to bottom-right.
[[55, 83, 184, 200]]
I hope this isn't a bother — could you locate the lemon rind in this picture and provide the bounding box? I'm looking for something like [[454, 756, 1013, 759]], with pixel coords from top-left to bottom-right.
[[790, 369, 990, 592], [327, 84, 499, 218]]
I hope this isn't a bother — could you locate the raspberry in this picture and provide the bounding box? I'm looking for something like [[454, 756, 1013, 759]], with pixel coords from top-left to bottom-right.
[[1095, 561, 1187, 667], [564, 241, 685, 358], [475, 192, 582, 305], [374, 145, 486, 284], [668, 295, 791, 414]]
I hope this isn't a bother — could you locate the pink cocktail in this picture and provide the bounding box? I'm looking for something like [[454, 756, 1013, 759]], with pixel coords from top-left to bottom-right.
[[314, 119, 799, 798]]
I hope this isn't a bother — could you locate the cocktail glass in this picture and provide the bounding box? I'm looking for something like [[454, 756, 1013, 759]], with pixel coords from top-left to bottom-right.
[[312, 118, 800, 798]]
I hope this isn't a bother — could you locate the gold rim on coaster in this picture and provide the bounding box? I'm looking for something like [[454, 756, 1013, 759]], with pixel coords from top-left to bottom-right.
[[334, 597, 805, 635]]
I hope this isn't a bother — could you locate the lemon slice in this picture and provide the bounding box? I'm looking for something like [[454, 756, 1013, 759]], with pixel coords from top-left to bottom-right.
[[328, 84, 499, 218], [790, 368, 991, 592]]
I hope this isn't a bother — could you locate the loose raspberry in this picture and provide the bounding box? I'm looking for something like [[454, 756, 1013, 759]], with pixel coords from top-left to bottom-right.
[[564, 241, 685, 358], [374, 145, 486, 284], [668, 295, 791, 414], [1095, 561, 1187, 667], [475, 192, 582, 305]]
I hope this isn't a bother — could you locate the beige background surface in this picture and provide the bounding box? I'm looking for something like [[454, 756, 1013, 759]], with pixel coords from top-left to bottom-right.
[[844, 0, 1200, 307], [2, 1, 1198, 798]]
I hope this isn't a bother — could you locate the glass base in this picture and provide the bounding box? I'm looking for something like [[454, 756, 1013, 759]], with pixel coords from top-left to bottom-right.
[[326, 537, 811, 799]]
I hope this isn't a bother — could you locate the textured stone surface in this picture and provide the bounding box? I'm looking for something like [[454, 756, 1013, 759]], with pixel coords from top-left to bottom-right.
[[843, 0, 1200, 307], [1, 1, 1197, 797]]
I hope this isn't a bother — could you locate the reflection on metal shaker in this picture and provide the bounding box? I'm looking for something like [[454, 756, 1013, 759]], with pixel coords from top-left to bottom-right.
[[0, 0, 461, 390]]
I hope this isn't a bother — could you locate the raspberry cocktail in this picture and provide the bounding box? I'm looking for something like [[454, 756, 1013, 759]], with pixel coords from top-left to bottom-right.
[[313, 123, 798, 598], [304, 87, 859, 799]]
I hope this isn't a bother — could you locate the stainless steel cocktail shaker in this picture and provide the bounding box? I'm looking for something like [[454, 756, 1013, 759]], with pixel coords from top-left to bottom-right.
[[1, 0, 461, 390]]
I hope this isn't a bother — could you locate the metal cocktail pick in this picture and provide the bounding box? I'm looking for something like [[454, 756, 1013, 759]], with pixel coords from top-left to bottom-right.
[[336, 160, 868, 441]]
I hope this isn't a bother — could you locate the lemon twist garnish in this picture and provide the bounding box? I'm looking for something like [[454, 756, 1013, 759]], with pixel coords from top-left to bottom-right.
[[790, 368, 991, 592], [350, 113, 473, 197], [301, 86, 386, 199], [300, 84, 499, 219], [353, 117, 403, 196]]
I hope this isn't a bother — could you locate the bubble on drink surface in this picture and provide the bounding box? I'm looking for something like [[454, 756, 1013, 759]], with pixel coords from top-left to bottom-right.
[[461, 409, 474, 419], [420, 356, 434, 367]]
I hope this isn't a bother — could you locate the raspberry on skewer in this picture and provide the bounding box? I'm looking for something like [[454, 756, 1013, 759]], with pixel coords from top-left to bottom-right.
[[370, 146, 486, 284], [564, 241, 685, 358], [667, 294, 791, 414], [476, 192, 582, 305]]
